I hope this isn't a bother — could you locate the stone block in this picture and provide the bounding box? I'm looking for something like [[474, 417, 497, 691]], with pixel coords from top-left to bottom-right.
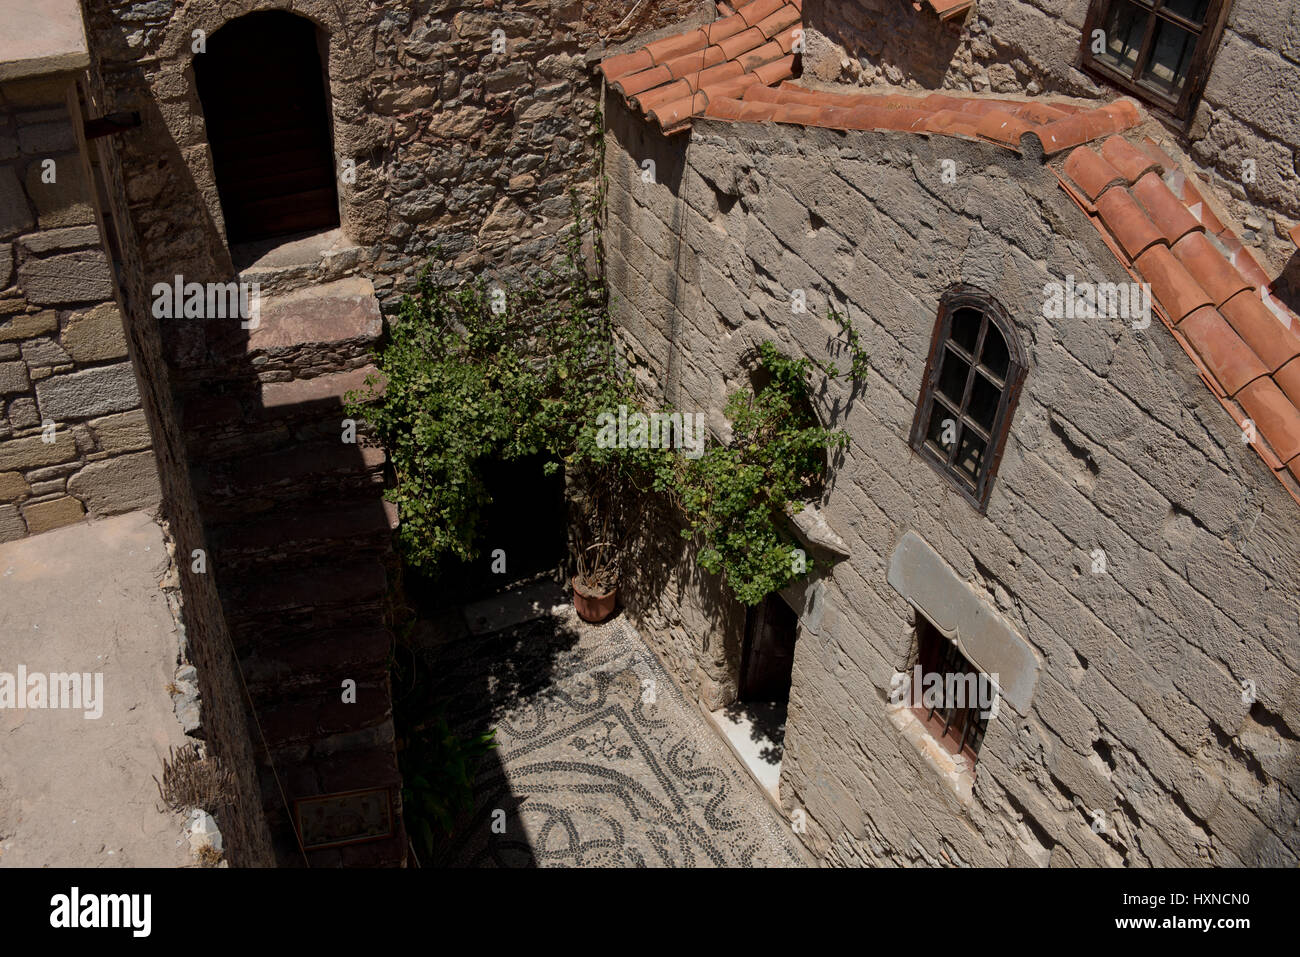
[[0, 430, 76, 470], [0, 360, 29, 394], [66, 450, 160, 516], [20, 336, 69, 367], [35, 363, 139, 420], [23, 154, 94, 228], [0, 469, 29, 501], [16, 121, 76, 154], [15, 224, 100, 255], [0, 242, 12, 287], [20, 494, 84, 533], [88, 409, 151, 454], [60, 301, 128, 361], [0, 310, 56, 341], [7, 396, 38, 429], [0, 165, 34, 239], [0, 503, 24, 541], [17, 251, 113, 306]]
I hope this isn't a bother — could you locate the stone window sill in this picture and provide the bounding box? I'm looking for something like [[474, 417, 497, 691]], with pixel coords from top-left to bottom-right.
[[886, 700, 975, 807]]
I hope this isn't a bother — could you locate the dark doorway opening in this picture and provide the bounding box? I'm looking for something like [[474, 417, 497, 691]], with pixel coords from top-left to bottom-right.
[[194, 11, 340, 244], [405, 454, 568, 614], [740, 593, 799, 703]]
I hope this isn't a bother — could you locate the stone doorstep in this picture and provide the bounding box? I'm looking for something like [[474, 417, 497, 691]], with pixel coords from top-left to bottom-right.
[[244, 277, 382, 353], [700, 701, 785, 815], [240, 627, 392, 692], [258, 365, 386, 413], [227, 557, 387, 613], [212, 439, 387, 492]]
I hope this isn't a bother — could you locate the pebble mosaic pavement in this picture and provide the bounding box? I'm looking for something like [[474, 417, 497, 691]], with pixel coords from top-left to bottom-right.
[[427, 606, 808, 867]]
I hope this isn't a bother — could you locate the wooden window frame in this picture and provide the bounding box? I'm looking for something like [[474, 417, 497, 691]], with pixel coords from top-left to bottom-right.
[[908, 285, 1026, 513], [1079, 0, 1234, 122], [912, 618, 989, 767]]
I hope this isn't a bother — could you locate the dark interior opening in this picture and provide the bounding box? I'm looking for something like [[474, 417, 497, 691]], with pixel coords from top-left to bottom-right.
[[740, 594, 799, 704], [194, 11, 340, 245], [405, 454, 568, 612]]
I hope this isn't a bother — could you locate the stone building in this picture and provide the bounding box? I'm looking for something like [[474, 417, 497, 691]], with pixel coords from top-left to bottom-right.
[[599, 0, 1300, 866], [2, 0, 1296, 867]]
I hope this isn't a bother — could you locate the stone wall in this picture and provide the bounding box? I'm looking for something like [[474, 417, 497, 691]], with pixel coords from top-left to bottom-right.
[[78, 56, 279, 864], [802, 0, 1300, 271], [80, 0, 712, 310], [603, 100, 1300, 866], [0, 72, 160, 543]]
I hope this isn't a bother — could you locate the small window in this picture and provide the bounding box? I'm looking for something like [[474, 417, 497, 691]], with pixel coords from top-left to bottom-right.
[[909, 286, 1025, 511], [912, 618, 990, 765], [1080, 0, 1233, 119]]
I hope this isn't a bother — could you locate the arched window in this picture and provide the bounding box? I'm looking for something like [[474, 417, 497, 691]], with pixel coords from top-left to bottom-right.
[[909, 286, 1026, 511], [194, 11, 340, 245]]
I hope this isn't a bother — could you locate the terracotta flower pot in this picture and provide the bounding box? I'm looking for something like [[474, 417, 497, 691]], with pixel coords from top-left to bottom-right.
[[573, 576, 617, 623]]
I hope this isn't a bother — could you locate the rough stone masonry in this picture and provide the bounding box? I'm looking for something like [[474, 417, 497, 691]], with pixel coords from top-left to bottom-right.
[[603, 89, 1300, 866]]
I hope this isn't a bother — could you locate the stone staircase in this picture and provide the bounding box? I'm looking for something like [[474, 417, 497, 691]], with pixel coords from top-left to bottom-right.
[[171, 277, 405, 866]]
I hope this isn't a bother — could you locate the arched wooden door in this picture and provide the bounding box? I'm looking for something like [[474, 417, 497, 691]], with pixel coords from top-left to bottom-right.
[[194, 11, 340, 244]]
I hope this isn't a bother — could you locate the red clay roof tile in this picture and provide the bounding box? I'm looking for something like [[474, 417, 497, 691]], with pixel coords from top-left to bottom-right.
[[923, 0, 975, 20], [1064, 146, 1125, 201], [1096, 188, 1164, 260], [1171, 232, 1252, 307], [1165, 169, 1226, 237], [1137, 136, 1179, 174], [1135, 244, 1214, 323], [1275, 357, 1300, 408], [1219, 291, 1300, 373], [1238, 377, 1300, 463], [1178, 306, 1269, 397], [601, 0, 1140, 142], [1291, 223, 1300, 250], [1131, 171, 1203, 245], [1100, 135, 1157, 183]]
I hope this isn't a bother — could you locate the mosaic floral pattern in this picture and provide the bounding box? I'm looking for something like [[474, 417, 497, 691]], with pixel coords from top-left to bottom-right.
[[428, 608, 806, 867]]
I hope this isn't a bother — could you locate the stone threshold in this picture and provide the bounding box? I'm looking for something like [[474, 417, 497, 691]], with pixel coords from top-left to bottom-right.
[[700, 700, 785, 814]]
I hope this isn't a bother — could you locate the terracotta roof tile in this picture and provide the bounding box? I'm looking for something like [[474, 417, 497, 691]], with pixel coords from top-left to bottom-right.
[[1064, 146, 1125, 201], [1063, 133, 1300, 501], [920, 0, 975, 20], [1096, 188, 1164, 260], [1135, 244, 1214, 322], [1030, 100, 1141, 156], [1291, 223, 1300, 250], [1100, 135, 1157, 182], [1131, 171, 1202, 245], [1238, 377, 1300, 463], [1178, 306, 1268, 397], [1275, 357, 1300, 408], [1171, 232, 1252, 306], [600, 0, 1139, 143], [1220, 291, 1300, 372], [1165, 169, 1226, 237]]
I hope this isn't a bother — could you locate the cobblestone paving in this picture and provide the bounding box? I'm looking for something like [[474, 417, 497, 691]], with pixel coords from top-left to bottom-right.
[[427, 604, 808, 867]]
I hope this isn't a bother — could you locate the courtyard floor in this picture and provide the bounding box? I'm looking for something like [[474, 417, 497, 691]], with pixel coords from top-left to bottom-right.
[[421, 591, 808, 867]]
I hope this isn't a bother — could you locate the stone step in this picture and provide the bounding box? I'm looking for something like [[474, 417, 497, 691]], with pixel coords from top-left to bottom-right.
[[222, 556, 387, 618], [210, 499, 397, 569], [240, 626, 392, 695], [193, 438, 387, 514]]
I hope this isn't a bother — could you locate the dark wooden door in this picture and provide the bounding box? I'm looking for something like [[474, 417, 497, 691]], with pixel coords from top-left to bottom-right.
[[739, 595, 799, 703], [194, 11, 340, 244]]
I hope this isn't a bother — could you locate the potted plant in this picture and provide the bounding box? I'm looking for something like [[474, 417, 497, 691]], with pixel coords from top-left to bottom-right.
[[573, 541, 619, 623], [571, 469, 622, 623]]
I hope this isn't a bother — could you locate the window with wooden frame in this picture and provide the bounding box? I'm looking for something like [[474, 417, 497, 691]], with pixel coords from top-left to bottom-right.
[[1080, 0, 1234, 120], [909, 286, 1026, 512], [913, 618, 990, 766]]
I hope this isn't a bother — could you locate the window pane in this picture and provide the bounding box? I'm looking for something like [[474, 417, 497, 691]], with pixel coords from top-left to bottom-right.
[[926, 401, 957, 455], [1141, 18, 1197, 97], [980, 324, 1010, 380], [949, 308, 982, 355], [1097, 1, 1151, 77], [968, 372, 1002, 433], [1162, 0, 1210, 25], [937, 348, 971, 405], [956, 428, 986, 483]]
